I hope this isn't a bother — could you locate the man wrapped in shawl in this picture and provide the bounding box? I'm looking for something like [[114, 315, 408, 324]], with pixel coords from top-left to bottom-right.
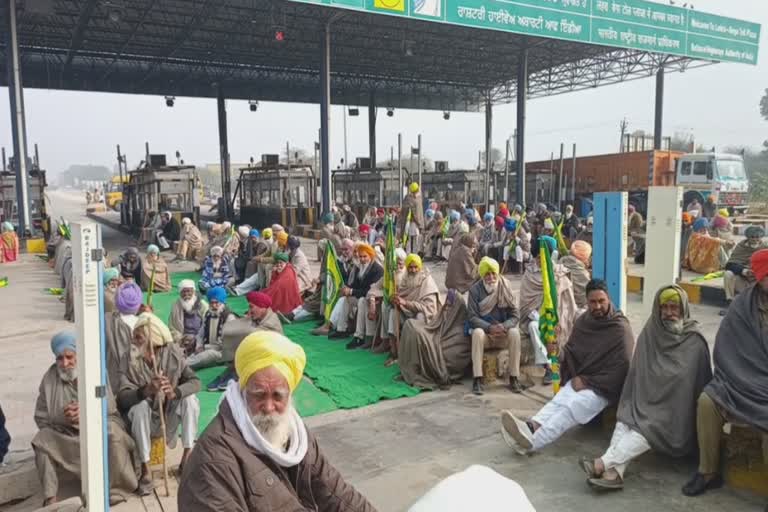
[[32, 332, 138, 506], [685, 217, 733, 274], [722, 225, 767, 311], [200, 246, 233, 292], [478, 213, 499, 258], [445, 234, 479, 294], [559, 240, 592, 309], [583, 286, 710, 491], [117, 313, 200, 495], [0, 221, 19, 263], [118, 247, 142, 282], [168, 279, 209, 349], [287, 236, 312, 296], [261, 252, 304, 315], [175, 217, 204, 261], [440, 210, 464, 260], [422, 210, 444, 260], [683, 249, 768, 497], [467, 257, 523, 395], [103, 268, 121, 314], [186, 287, 237, 369], [140, 244, 171, 293], [106, 282, 143, 392], [501, 279, 635, 457], [399, 182, 426, 254]]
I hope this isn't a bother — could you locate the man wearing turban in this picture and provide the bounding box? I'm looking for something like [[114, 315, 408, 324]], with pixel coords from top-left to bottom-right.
[[106, 282, 144, 392], [179, 332, 375, 511], [155, 211, 181, 251], [445, 234, 479, 294], [141, 244, 171, 293], [467, 257, 524, 395], [422, 210, 444, 261], [399, 182, 425, 254], [685, 217, 735, 274], [440, 210, 466, 260], [117, 313, 201, 495], [319, 211, 344, 261], [341, 204, 360, 232], [682, 249, 768, 498], [257, 252, 304, 315], [33, 332, 138, 506], [581, 286, 710, 491], [558, 240, 592, 309], [168, 279, 209, 349], [478, 212, 499, 259], [103, 267, 121, 314], [175, 217, 204, 262], [286, 236, 312, 296], [186, 287, 236, 369], [200, 245, 233, 292], [722, 225, 767, 313], [316, 243, 383, 339]]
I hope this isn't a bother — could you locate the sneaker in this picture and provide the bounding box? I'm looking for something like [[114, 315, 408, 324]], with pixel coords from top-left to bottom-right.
[[217, 372, 236, 391], [206, 371, 228, 392], [500, 410, 534, 450]]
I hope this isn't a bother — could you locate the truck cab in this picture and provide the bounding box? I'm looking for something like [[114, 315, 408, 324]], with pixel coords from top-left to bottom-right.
[[676, 153, 749, 215]]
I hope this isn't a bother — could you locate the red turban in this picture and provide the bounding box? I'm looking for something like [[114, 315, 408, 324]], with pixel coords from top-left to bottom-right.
[[498, 207, 509, 218], [751, 249, 768, 282], [359, 224, 371, 234], [376, 208, 385, 216], [495, 216, 505, 229], [246, 291, 272, 309]]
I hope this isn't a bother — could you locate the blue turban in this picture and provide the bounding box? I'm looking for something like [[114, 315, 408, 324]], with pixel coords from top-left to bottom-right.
[[249, 229, 260, 238], [467, 215, 477, 226], [103, 267, 119, 286], [51, 331, 77, 356], [504, 218, 517, 232], [450, 211, 461, 222], [693, 217, 709, 231], [464, 208, 474, 217], [540, 235, 557, 253], [206, 286, 228, 304], [322, 212, 334, 224], [147, 244, 160, 255], [483, 212, 494, 222], [425, 208, 435, 218], [745, 225, 765, 238]]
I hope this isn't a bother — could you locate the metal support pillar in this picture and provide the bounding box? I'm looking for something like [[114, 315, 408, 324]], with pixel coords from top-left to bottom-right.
[[216, 88, 231, 220], [571, 143, 577, 202], [417, 134, 422, 192], [319, 23, 332, 214], [504, 138, 511, 203], [484, 96, 493, 211], [654, 67, 665, 150], [6, 0, 31, 235], [398, 134, 403, 208], [368, 92, 377, 168], [515, 48, 528, 207]]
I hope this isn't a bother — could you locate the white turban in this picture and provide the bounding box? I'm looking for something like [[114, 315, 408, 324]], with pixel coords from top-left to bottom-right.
[[272, 224, 284, 233], [182, 217, 192, 225], [135, 313, 173, 347], [178, 279, 196, 291], [238, 226, 250, 237], [222, 221, 232, 230]]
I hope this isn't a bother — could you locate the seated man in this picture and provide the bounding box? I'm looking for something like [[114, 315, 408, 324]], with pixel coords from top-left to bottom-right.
[[287, 236, 313, 296], [187, 287, 236, 370], [477, 213, 499, 258], [582, 286, 711, 490], [178, 331, 376, 511], [722, 225, 766, 313], [106, 282, 143, 393], [467, 257, 523, 395], [558, 240, 592, 310], [501, 279, 634, 456], [199, 246, 233, 292], [320, 243, 383, 338], [155, 211, 181, 251], [103, 267, 121, 314], [500, 219, 531, 273], [261, 252, 304, 315], [0, 221, 19, 263], [175, 217, 204, 262], [206, 291, 284, 392], [440, 211, 463, 260], [445, 234, 478, 295], [682, 249, 768, 497], [140, 244, 171, 293], [319, 212, 343, 260], [168, 279, 208, 352], [118, 247, 142, 283], [117, 313, 201, 495], [422, 210, 444, 261], [32, 332, 138, 506], [685, 217, 733, 274]]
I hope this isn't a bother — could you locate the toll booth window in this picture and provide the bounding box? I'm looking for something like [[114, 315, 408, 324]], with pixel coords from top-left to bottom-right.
[[693, 161, 710, 176], [681, 161, 692, 176]]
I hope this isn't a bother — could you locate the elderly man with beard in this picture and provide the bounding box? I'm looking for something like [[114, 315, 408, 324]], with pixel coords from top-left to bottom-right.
[[117, 313, 201, 494], [103, 267, 121, 314], [206, 291, 285, 392], [581, 286, 711, 491], [140, 244, 171, 293], [559, 240, 592, 310], [200, 246, 233, 292], [118, 247, 142, 282], [721, 225, 767, 314], [445, 234, 479, 295], [178, 331, 376, 512], [168, 279, 209, 352], [468, 257, 523, 395], [176, 217, 204, 262], [187, 287, 237, 370], [33, 332, 139, 506], [156, 211, 181, 251], [682, 249, 768, 498], [502, 279, 634, 456], [106, 282, 144, 393]]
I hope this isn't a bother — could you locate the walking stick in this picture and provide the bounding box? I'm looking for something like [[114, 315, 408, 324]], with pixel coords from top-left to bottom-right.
[[149, 343, 171, 497]]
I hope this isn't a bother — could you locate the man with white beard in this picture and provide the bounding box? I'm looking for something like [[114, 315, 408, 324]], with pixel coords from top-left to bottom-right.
[[178, 331, 376, 511], [32, 332, 138, 506], [168, 279, 209, 354], [186, 287, 236, 370]]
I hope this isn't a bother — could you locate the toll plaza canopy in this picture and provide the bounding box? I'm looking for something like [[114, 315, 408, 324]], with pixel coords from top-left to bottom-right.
[[0, 0, 760, 111]]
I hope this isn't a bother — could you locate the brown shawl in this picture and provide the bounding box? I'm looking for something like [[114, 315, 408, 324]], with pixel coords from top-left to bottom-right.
[[140, 256, 171, 293], [399, 297, 471, 390], [398, 269, 440, 322], [445, 235, 478, 293], [220, 310, 285, 363], [105, 312, 135, 393], [399, 192, 425, 231], [183, 224, 204, 249], [478, 276, 517, 317], [168, 297, 209, 344], [617, 285, 712, 456], [560, 302, 635, 404], [728, 239, 768, 267], [519, 264, 578, 349]]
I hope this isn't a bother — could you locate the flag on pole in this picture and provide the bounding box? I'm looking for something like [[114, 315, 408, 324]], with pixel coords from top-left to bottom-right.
[[440, 216, 450, 237], [506, 212, 526, 254], [554, 220, 569, 256], [401, 210, 413, 247], [538, 239, 561, 393], [383, 216, 398, 305], [322, 243, 344, 322]]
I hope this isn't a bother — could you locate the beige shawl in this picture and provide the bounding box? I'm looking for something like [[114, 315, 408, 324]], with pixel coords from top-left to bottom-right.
[[291, 248, 313, 294], [168, 298, 209, 344], [478, 276, 517, 317], [141, 256, 171, 293], [183, 224, 204, 249], [398, 269, 440, 322]]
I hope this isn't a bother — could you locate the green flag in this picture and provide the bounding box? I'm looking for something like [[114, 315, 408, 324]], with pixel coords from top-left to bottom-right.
[[382, 216, 398, 305], [322, 243, 344, 322]]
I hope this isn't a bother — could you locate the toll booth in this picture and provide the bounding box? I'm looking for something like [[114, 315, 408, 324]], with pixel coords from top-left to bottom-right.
[[422, 169, 486, 212], [236, 163, 316, 228], [0, 168, 49, 237], [123, 164, 198, 233], [332, 168, 402, 217]]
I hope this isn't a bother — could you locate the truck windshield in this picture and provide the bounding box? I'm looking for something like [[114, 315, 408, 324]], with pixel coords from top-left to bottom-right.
[[716, 160, 746, 180]]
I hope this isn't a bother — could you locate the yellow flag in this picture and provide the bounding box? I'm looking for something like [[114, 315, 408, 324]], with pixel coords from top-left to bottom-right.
[[374, 0, 405, 12]]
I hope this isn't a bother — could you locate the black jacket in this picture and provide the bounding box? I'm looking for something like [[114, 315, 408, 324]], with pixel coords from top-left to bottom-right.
[[349, 262, 384, 299], [162, 217, 181, 242]]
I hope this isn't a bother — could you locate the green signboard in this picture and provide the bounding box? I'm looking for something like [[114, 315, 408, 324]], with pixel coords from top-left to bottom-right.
[[290, 0, 760, 65]]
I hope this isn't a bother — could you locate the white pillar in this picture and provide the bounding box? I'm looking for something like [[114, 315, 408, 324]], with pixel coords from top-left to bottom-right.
[[642, 187, 683, 316]]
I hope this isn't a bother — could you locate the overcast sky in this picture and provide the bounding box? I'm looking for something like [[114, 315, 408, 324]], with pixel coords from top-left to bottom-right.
[[0, 0, 766, 174]]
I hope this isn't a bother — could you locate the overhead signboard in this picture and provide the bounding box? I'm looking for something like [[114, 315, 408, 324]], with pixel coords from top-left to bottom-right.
[[291, 0, 760, 65]]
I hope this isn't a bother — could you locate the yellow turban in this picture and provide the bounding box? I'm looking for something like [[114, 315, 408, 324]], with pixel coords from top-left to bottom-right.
[[718, 208, 729, 218], [659, 287, 681, 305], [404, 253, 422, 270], [570, 240, 592, 264], [409, 182, 419, 193], [236, 331, 306, 391], [356, 243, 376, 259], [276, 231, 289, 244], [262, 228, 273, 239], [478, 256, 500, 277], [134, 312, 173, 347]]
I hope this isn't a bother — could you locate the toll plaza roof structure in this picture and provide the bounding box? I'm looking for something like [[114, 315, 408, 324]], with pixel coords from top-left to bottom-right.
[[0, 0, 760, 112]]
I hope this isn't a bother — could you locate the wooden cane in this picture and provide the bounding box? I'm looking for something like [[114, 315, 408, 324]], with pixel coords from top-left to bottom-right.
[[149, 341, 170, 497]]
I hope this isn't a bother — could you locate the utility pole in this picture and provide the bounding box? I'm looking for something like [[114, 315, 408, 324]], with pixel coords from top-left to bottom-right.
[[619, 118, 629, 153]]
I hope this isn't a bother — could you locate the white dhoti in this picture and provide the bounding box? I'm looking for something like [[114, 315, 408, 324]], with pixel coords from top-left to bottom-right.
[[723, 270, 750, 301], [128, 395, 200, 463], [525, 311, 550, 366], [600, 421, 651, 479], [187, 347, 223, 369], [329, 296, 354, 332], [530, 381, 609, 451], [155, 230, 170, 249], [234, 272, 262, 295], [354, 297, 379, 339]]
